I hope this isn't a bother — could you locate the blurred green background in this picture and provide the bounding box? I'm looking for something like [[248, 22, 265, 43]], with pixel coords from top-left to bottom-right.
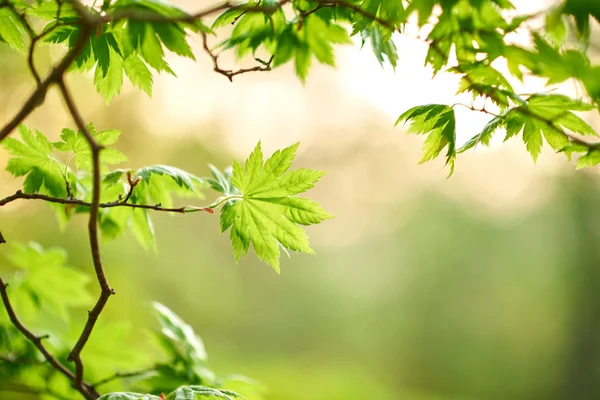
[[2, 1, 600, 398]]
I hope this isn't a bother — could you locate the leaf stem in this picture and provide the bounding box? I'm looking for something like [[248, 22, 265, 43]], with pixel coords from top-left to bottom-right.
[[207, 195, 244, 210]]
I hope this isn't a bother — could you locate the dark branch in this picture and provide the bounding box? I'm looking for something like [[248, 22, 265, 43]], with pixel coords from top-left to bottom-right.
[[120, 171, 140, 204], [58, 78, 112, 391], [2, 2, 42, 85], [0, 278, 96, 400], [200, 32, 274, 82], [0, 24, 93, 142], [92, 367, 157, 388], [0, 190, 214, 214]]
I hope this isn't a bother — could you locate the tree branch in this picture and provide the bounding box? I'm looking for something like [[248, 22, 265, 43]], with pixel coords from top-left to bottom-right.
[[0, 277, 96, 400], [0, 190, 215, 214], [200, 32, 274, 82], [0, 24, 93, 142], [57, 78, 113, 391], [2, 2, 42, 85]]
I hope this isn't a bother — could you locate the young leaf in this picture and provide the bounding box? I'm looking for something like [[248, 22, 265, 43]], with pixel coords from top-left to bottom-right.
[[153, 302, 208, 365], [459, 116, 504, 153], [0, 8, 27, 52], [220, 142, 332, 272], [396, 104, 457, 173], [52, 123, 127, 171], [501, 95, 597, 161], [3, 125, 66, 196], [136, 165, 205, 193], [207, 165, 239, 197], [151, 22, 195, 59], [124, 55, 153, 95], [95, 46, 125, 103], [166, 386, 242, 400], [576, 148, 600, 169]]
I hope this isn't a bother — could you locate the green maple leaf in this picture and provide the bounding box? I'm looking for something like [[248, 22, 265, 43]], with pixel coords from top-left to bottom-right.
[[504, 94, 596, 162], [396, 104, 457, 175], [0, 7, 28, 53], [52, 122, 127, 171], [123, 55, 153, 96], [219, 142, 333, 273], [3, 125, 66, 196]]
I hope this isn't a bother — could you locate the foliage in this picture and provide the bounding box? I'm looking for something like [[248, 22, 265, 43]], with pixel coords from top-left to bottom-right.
[[0, 0, 598, 399], [218, 142, 333, 272]]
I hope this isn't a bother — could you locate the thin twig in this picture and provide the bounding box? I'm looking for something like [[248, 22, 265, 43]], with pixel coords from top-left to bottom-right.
[[200, 32, 274, 82], [0, 190, 215, 214], [92, 367, 157, 388], [120, 171, 141, 204], [58, 78, 111, 393], [452, 102, 500, 117], [0, 24, 93, 142], [2, 3, 42, 85]]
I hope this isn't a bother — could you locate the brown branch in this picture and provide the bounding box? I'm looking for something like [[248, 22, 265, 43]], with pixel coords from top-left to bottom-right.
[[0, 190, 214, 214], [200, 32, 273, 81], [119, 171, 140, 204], [0, 1, 271, 399], [0, 6, 101, 398], [26, 1, 67, 87], [0, 23, 93, 142], [2, 2, 42, 85], [58, 79, 112, 392], [0, 277, 96, 400]]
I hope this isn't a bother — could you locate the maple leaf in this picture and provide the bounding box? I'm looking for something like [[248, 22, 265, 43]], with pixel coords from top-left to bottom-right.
[[3, 125, 66, 196], [52, 122, 127, 171], [219, 142, 333, 272]]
